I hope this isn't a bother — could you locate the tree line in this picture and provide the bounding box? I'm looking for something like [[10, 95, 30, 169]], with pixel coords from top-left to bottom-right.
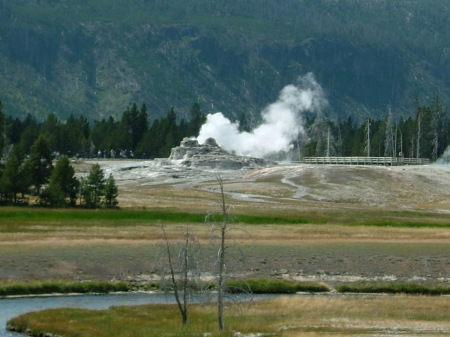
[[0, 102, 206, 160], [0, 101, 120, 207], [0, 97, 449, 205], [0, 101, 205, 207], [0, 136, 118, 207], [300, 97, 449, 161], [2, 98, 448, 162]]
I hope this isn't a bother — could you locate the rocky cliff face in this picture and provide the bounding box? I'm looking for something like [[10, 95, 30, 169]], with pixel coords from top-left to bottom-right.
[[169, 138, 273, 169]]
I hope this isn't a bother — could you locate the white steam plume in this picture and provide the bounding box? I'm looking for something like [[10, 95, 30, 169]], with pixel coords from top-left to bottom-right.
[[197, 73, 327, 158], [435, 145, 450, 165]]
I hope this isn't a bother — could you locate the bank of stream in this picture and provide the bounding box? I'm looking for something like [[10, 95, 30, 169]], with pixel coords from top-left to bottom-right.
[[1, 292, 281, 336], [3, 291, 449, 337], [0, 293, 178, 336]]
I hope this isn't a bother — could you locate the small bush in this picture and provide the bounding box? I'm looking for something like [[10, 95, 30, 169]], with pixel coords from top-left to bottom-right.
[[336, 282, 450, 295], [0, 281, 131, 296], [226, 278, 329, 294], [139, 282, 160, 291]]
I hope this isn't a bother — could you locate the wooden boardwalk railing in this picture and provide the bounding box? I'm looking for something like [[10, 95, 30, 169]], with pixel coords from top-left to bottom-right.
[[300, 157, 430, 166]]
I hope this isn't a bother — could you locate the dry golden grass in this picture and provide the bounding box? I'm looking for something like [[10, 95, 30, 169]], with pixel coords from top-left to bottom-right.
[[217, 296, 450, 336], [1, 222, 448, 244]]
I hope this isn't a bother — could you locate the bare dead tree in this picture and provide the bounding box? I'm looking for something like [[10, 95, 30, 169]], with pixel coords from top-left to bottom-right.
[[325, 126, 331, 157], [416, 113, 421, 159], [160, 225, 199, 325], [157, 175, 252, 332], [215, 176, 228, 331], [364, 118, 371, 157], [385, 106, 394, 157], [206, 175, 251, 332]]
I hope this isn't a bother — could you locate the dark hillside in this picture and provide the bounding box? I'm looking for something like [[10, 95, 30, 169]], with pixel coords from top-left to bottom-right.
[[0, 0, 449, 122]]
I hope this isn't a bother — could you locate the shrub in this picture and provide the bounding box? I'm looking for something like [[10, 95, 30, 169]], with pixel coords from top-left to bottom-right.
[[226, 278, 329, 294], [335, 282, 450, 295], [0, 281, 131, 296]]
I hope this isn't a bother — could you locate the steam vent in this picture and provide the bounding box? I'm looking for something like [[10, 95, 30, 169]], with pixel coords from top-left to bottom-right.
[[169, 137, 273, 169]]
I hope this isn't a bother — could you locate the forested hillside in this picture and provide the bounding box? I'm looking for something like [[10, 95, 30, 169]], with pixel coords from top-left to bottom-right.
[[0, 0, 449, 123]]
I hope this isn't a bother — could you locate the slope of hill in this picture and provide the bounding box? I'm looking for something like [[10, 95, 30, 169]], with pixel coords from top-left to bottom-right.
[[0, 0, 449, 122]]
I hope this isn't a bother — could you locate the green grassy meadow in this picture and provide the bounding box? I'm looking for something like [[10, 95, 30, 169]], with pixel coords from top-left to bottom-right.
[[1, 206, 449, 229]]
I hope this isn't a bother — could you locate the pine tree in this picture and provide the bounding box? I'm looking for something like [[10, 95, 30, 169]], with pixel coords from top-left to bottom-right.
[[0, 100, 4, 158], [188, 102, 206, 137], [40, 156, 79, 207], [18, 117, 40, 154], [430, 96, 446, 161], [26, 135, 53, 195], [91, 116, 120, 156], [134, 104, 149, 152], [60, 115, 90, 156], [117, 103, 149, 154], [81, 164, 105, 208], [0, 148, 29, 203], [238, 111, 252, 133], [104, 174, 119, 208], [339, 116, 355, 156], [41, 113, 61, 152], [161, 107, 180, 157], [135, 118, 160, 159], [118, 107, 133, 151], [309, 112, 330, 156], [413, 97, 448, 160]]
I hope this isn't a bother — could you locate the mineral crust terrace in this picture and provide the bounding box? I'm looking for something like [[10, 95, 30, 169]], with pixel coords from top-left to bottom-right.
[[169, 137, 275, 169]]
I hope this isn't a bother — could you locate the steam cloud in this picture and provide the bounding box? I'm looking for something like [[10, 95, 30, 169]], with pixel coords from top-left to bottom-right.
[[435, 145, 450, 165], [197, 73, 327, 158]]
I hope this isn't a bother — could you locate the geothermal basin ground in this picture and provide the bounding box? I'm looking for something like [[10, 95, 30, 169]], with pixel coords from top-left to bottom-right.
[[1, 159, 449, 286]]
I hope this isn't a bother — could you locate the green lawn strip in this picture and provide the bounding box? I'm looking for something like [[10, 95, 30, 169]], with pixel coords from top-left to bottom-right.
[[7, 305, 221, 337], [0, 279, 330, 296], [5, 279, 449, 297], [0, 206, 448, 228], [0, 281, 130, 297], [0, 207, 314, 225], [336, 282, 450, 295], [225, 278, 330, 294]]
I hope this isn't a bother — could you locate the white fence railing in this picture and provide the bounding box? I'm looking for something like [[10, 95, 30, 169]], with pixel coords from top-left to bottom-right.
[[300, 157, 430, 166]]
